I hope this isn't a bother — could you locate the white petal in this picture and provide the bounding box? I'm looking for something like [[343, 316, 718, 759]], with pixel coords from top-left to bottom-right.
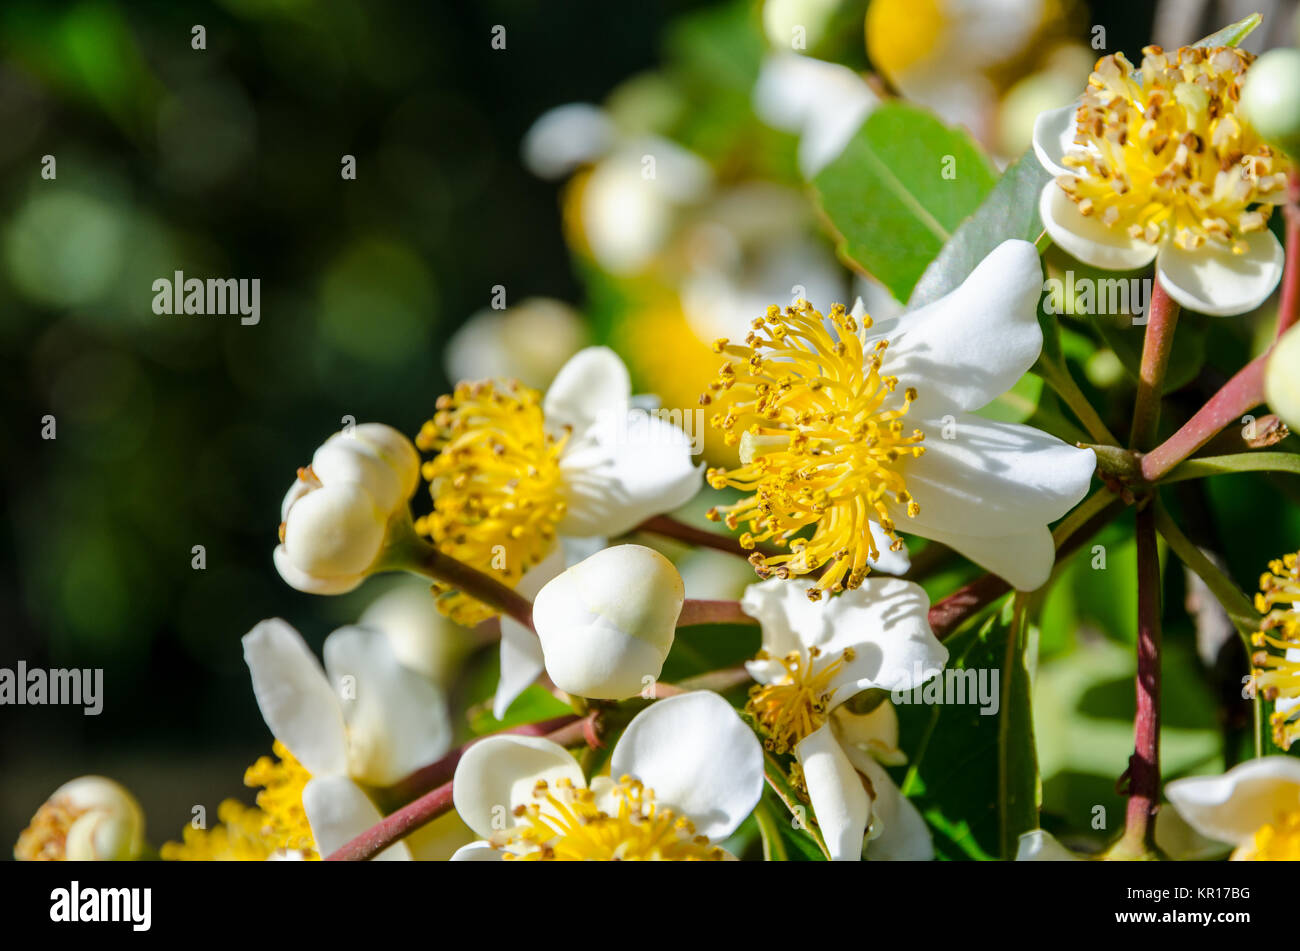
[[1165, 757, 1300, 848], [832, 703, 904, 764], [742, 576, 945, 702], [301, 775, 411, 860], [450, 842, 505, 861], [558, 409, 702, 537], [1155, 231, 1285, 317], [796, 723, 868, 861], [273, 546, 364, 595], [896, 413, 1095, 538], [242, 619, 349, 777], [322, 626, 452, 787], [1031, 103, 1080, 177], [281, 481, 385, 578], [610, 692, 764, 842], [521, 103, 615, 180], [1039, 183, 1159, 271], [850, 751, 933, 860], [867, 521, 910, 575], [542, 346, 631, 432], [883, 240, 1045, 416], [753, 53, 877, 178], [451, 735, 585, 840], [922, 523, 1058, 592], [493, 548, 564, 719], [1015, 829, 1081, 860]]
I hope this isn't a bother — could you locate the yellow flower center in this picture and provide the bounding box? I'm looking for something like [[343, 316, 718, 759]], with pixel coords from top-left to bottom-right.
[[416, 380, 569, 625], [494, 776, 723, 861], [162, 741, 319, 861], [746, 646, 856, 754], [1234, 810, 1300, 861], [701, 300, 924, 599], [1059, 45, 1289, 252], [866, 0, 948, 82], [1250, 550, 1300, 749], [14, 797, 89, 860]]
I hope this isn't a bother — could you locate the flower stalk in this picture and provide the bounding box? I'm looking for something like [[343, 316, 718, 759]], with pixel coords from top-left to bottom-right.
[[1129, 280, 1181, 452]]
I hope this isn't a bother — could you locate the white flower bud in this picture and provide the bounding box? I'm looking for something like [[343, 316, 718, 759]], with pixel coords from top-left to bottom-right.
[[15, 776, 145, 861], [1241, 48, 1300, 158], [1266, 323, 1300, 431], [275, 423, 420, 595], [532, 544, 683, 699]]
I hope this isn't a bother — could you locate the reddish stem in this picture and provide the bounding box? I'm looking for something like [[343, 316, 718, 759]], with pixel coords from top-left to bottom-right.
[[636, 514, 780, 561], [1277, 171, 1300, 340], [1129, 280, 1181, 452], [1139, 353, 1268, 482], [419, 546, 535, 633], [1115, 506, 1163, 858], [679, 599, 754, 626]]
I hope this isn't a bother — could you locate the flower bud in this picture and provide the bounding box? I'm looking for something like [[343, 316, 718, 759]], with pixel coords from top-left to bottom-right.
[[1266, 323, 1300, 431], [275, 423, 420, 595], [532, 544, 683, 699], [15, 776, 145, 861], [1241, 48, 1300, 159]]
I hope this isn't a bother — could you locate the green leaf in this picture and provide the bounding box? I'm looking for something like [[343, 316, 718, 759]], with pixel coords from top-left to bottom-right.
[[1162, 451, 1300, 483], [813, 103, 997, 303], [1192, 13, 1261, 48], [897, 604, 1039, 859], [469, 685, 572, 735], [909, 148, 1053, 308]]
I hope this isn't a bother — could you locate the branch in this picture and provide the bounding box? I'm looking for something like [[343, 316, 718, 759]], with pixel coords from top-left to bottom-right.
[[1129, 279, 1181, 452], [635, 514, 780, 561]]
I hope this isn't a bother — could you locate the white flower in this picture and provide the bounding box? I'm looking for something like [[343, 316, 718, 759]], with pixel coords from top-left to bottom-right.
[[532, 544, 684, 700], [1166, 757, 1300, 860], [15, 776, 145, 861], [421, 346, 703, 716], [274, 423, 421, 595], [1032, 46, 1289, 317], [444, 297, 588, 392], [242, 618, 453, 859], [359, 580, 480, 689], [706, 240, 1096, 593], [449, 691, 764, 860], [1015, 829, 1082, 860], [753, 53, 878, 178], [741, 576, 947, 860]]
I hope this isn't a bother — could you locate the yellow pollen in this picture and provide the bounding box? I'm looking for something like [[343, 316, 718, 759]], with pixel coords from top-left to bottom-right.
[[1234, 809, 1300, 861], [161, 800, 283, 861], [493, 776, 723, 861], [415, 379, 569, 625], [1059, 45, 1290, 253], [701, 300, 924, 598], [1250, 550, 1300, 750], [14, 797, 90, 861], [745, 646, 856, 754]]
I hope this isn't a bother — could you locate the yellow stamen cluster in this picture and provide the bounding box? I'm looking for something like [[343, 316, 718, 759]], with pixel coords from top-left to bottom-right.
[[1234, 811, 1300, 861], [160, 800, 282, 861], [494, 776, 723, 861], [416, 380, 569, 625], [14, 797, 89, 860], [701, 300, 924, 600], [161, 740, 319, 861], [1250, 551, 1300, 749], [745, 646, 855, 754], [1060, 45, 1289, 252]]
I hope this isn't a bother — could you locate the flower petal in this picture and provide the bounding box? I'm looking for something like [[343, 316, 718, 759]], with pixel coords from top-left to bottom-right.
[[451, 735, 585, 840], [924, 523, 1058, 592], [610, 691, 764, 842], [1031, 103, 1079, 177], [273, 546, 364, 595], [449, 842, 505, 861], [796, 723, 869, 861], [741, 577, 945, 702], [867, 521, 910, 575], [882, 240, 1046, 416], [558, 409, 702, 537], [1165, 757, 1300, 848], [1039, 183, 1159, 271], [896, 413, 1095, 539], [847, 749, 933, 860], [242, 619, 349, 777], [301, 775, 411, 860], [1155, 230, 1285, 317], [521, 103, 615, 180], [753, 53, 877, 178], [543, 346, 630, 432], [322, 625, 452, 787]]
